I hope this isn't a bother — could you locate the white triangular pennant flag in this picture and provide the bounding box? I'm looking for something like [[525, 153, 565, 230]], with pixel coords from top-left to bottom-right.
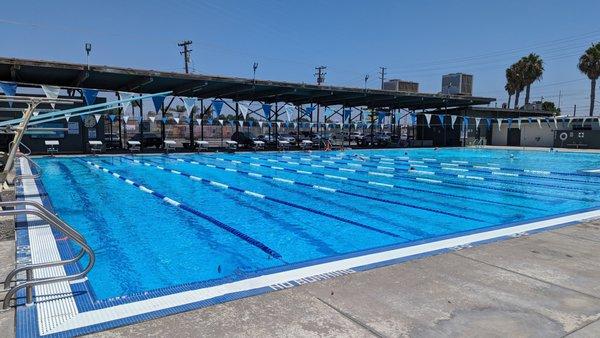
[[123, 115, 130, 123], [64, 113, 71, 122], [536, 118, 542, 128], [196, 118, 202, 125], [258, 121, 264, 128], [119, 92, 135, 112], [424, 113, 432, 128], [149, 116, 156, 123], [497, 118, 503, 131], [475, 117, 481, 129], [218, 119, 224, 125], [293, 122, 297, 128], [568, 116, 574, 126], [238, 104, 248, 120], [276, 122, 282, 128], [451, 115, 458, 129], [94, 114, 101, 123], [183, 97, 197, 114], [517, 119, 522, 129], [174, 117, 180, 124], [41, 85, 60, 108], [582, 117, 588, 126], [238, 120, 244, 127], [284, 105, 295, 122]]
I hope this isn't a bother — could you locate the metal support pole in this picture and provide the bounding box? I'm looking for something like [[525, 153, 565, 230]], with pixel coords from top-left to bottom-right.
[[200, 100, 205, 141], [274, 102, 279, 144], [26, 269, 33, 306], [235, 102, 240, 134], [3, 103, 37, 177], [297, 105, 301, 140], [189, 104, 195, 148], [139, 99, 144, 151]]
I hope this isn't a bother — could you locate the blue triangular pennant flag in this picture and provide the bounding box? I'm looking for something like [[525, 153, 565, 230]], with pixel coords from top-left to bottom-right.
[[485, 118, 492, 129], [262, 104, 271, 119], [82, 88, 99, 106], [438, 114, 445, 128], [248, 120, 254, 128], [507, 118, 513, 129], [161, 116, 168, 124], [212, 100, 224, 117], [0, 82, 17, 107], [152, 95, 167, 113], [528, 117, 532, 125], [207, 118, 213, 125], [378, 112, 386, 125], [108, 114, 116, 122], [343, 109, 352, 122], [304, 106, 315, 119]]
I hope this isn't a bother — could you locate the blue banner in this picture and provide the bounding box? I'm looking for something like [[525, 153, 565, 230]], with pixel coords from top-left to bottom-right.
[[108, 114, 116, 122], [0, 82, 17, 106], [438, 114, 445, 128], [485, 118, 492, 129], [304, 106, 315, 119], [212, 100, 224, 118], [463, 116, 469, 127], [152, 94, 167, 112], [410, 113, 417, 125], [507, 118, 513, 129], [262, 104, 271, 119], [378, 112, 386, 125], [161, 116, 168, 124], [343, 109, 352, 122], [82, 88, 99, 106]]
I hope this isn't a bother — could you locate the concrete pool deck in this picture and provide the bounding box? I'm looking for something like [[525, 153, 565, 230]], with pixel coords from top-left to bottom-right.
[[86, 220, 600, 338]]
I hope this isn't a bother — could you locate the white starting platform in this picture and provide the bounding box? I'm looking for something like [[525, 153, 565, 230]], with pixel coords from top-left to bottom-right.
[[253, 140, 265, 151], [225, 140, 238, 152], [164, 140, 177, 153], [300, 140, 313, 150], [44, 140, 59, 156], [195, 140, 209, 152], [127, 140, 141, 154], [88, 140, 103, 155]]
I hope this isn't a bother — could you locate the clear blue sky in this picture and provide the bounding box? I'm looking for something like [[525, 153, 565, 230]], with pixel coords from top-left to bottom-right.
[[1, 0, 600, 114]]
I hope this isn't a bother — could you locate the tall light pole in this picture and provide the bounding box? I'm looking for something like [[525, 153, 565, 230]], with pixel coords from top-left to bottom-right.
[[85, 43, 92, 70]]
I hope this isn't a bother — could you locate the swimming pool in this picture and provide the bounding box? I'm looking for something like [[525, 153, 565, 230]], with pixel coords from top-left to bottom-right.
[[20, 147, 600, 335]]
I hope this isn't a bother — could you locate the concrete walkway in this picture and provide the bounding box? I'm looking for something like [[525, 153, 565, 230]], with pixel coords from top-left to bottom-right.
[[91, 221, 600, 338]]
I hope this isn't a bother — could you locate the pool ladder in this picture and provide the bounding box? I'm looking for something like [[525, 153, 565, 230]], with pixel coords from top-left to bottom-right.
[[1, 200, 95, 310], [4, 142, 42, 185]]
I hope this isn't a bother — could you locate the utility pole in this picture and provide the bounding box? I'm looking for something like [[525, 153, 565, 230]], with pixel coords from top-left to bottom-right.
[[315, 66, 327, 85], [379, 66, 386, 89], [252, 62, 259, 82], [178, 40, 193, 74], [364, 74, 369, 90]]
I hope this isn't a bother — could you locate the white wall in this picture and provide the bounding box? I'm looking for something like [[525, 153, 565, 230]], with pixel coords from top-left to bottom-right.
[[520, 124, 554, 147], [491, 125, 508, 146]]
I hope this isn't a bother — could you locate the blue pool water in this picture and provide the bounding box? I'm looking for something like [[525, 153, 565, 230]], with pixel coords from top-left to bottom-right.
[[34, 148, 600, 299]]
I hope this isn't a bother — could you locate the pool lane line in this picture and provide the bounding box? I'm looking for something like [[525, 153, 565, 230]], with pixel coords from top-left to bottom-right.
[[351, 153, 598, 180], [255, 152, 598, 199], [82, 160, 282, 259], [331, 153, 600, 185], [139, 156, 486, 224], [269, 153, 595, 194], [118, 157, 405, 239], [232, 153, 594, 203], [177, 155, 536, 215]]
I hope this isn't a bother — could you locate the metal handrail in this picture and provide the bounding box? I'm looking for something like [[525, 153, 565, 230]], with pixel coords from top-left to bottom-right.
[[12, 154, 42, 185], [8, 141, 32, 156], [1, 201, 95, 309]]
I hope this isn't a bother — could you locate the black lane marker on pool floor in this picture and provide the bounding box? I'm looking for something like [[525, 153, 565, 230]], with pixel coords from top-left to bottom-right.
[[132, 156, 485, 224], [82, 160, 282, 259], [120, 156, 407, 239]]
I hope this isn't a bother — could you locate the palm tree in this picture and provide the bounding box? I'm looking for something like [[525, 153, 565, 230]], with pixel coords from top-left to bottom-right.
[[505, 68, 517, 108], [578, 43, 600, 116], [521, 53, 544, 105], [509, 61, 526, 109]]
